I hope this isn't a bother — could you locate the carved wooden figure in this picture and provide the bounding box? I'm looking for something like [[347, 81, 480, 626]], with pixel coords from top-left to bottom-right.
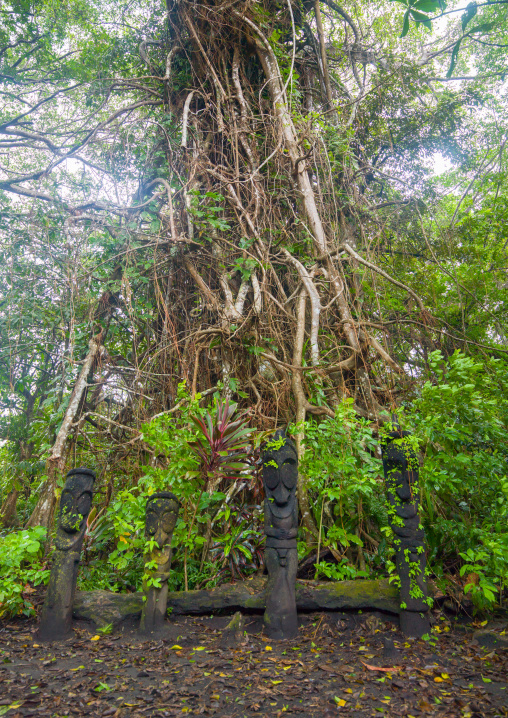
[[262, 430, 299, 639], [39, 467, 96, 641], [140, 492, 180, 633], [381, 427, 430, 638]]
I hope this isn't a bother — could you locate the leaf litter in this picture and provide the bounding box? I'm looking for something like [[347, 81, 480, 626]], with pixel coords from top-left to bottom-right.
[[0, 610, 507, 717]]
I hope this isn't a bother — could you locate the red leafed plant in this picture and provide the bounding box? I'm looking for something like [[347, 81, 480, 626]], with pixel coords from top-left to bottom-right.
[[187, 399, 255, 492]]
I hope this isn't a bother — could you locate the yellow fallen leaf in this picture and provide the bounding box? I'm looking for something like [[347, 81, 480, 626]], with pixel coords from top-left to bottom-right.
[[204, 672, 211, 676], [265, 646, 273, 651], [32, 644, 40, 648], [211, 694, 220, 701], [219, 672, 227, 677], [334, 698, 347, 707], [91, 636, 100, 641], [193, 646, 206, 651], [283, 666, 291, 671], [271, 680, 282, 685], [3, 702, 23, 712], [170, 645, 183, 650], [441, 673, 449, 679], [480, 620, 488, 627], [434, 676, 443, 683], [345, 688, 353, 694]]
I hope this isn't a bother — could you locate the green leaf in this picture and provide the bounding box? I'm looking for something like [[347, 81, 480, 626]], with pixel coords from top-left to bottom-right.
[[411, 0, 441, 12], [447, 39, 462, 77], [410, 9, 432, 28], [468, 22, 494, 34], [461, 2, 477, 32], [401, 9, 411, 37]]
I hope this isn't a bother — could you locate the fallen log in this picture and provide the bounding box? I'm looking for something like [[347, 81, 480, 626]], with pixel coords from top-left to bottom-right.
[[73, 577, 400, 627]]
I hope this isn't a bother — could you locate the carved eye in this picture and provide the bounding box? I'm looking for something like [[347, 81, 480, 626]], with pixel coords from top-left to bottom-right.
[[76, 493, 91, 517], [264, 463, 279, 490], [60, 490, 74, 512], [145, 510, 158, 536], [280, 458, 296, 489], [161, 511, 177, 534]]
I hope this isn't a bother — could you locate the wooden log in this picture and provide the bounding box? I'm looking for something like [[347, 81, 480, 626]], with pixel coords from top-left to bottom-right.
[[73, 577, 400, 627]]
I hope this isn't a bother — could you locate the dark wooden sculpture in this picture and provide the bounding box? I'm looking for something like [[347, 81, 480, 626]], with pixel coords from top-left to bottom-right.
[[381, 426, 430, 638], [39, 467, 95, 641], [140, 491, 180, 634], [262, 429, 299, 639]]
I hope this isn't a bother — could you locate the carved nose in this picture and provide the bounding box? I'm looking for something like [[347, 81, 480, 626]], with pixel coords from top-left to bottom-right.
[[274, 483, 289, 505], [153, 528, 165, 547]]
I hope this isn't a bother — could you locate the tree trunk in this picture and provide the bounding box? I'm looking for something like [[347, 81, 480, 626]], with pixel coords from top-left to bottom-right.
[[73, 577, 401, 626], [26, 334, 104, 529], [0, 489, 19, 527]]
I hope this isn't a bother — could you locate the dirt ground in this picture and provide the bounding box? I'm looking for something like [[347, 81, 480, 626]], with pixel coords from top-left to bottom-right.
[[1, 609, 507, 718]]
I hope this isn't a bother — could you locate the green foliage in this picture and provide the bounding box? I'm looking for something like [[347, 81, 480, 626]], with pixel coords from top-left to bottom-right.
[[413, 350, 508, 609], [188, 190, 231, 238], [75, 384, 261, 592], [315, 559, 369, 581], [0, 527, 49, 618], [459, 548, 500, 609], [297, 400, 384, 577], [209, 509, 264, 581]]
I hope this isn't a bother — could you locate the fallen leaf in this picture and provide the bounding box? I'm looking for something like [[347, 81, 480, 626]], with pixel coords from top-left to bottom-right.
[[418, 699, 434, 713], [265, 646, 273, 652], [90, 636, 100, 641], [361, 662, 398, 673], [0, 703, 24, 716], [319, 664, 336, 673], [169, 645, 183, 650], [334, 698, 347, 707]]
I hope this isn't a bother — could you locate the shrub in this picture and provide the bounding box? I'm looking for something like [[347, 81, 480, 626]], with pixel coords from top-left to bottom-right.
[[0, 527, 50, 618]]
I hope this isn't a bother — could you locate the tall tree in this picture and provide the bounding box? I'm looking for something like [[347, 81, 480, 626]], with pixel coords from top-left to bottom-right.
[[0, 0, 507, 529]]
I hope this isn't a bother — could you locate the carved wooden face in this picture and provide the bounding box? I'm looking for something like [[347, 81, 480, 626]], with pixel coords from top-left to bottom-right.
[[383, 437, 418, 503], [263, 434, 298, 510], [145, 496, 179, 548], [59, 472, 94, 534]]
